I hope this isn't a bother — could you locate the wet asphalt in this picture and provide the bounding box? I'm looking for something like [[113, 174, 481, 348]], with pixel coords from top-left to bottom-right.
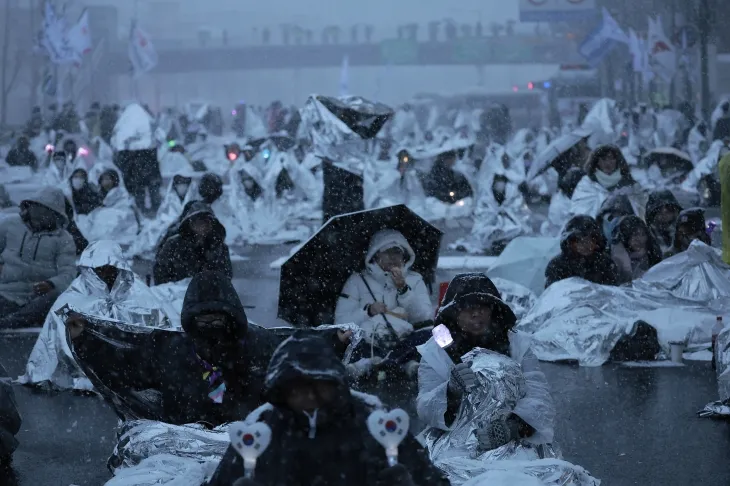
[[1, 213, 729, 486]]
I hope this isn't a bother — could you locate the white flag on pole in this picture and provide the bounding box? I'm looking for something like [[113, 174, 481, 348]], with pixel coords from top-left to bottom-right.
[[129, 20, 158, 79], [628, 29, 642, 72], [339, 55, 349, 97], [600, 8, 629, 44], [67, 9, 92, 62], [647, 16, 676, 82], [41, 2, 77, 64]]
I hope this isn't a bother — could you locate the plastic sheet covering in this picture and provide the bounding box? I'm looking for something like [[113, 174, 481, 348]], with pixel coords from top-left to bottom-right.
[[681, 140, 726, 193], [77, 186, 140, 247], [580, 98, 618, 144], [540, 193, 572, 238], [127, 168, 199, 258], [654, 109, 687, 148], [422, 349, 591, 485], [490, 238, 560, 297], [19, 241, 182, 391], [516, 242, 730, 366], [461, 459, 600, 486], [699, 321, 730, 417], [106, 453, 218, 486], [111, 104, 157, 151], [452, 170, 531, 254], [570, 177, 646, 219], [687, 124, 709, 166], [109, 420, 230, 471], [491, 278, 537, 322]]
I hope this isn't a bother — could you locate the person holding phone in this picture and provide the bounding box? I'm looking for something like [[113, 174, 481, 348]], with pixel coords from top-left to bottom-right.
[[416, 273, 555, 452]]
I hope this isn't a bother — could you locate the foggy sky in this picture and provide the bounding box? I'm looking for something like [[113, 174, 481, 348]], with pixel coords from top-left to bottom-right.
[[87, 0, 519, 34]]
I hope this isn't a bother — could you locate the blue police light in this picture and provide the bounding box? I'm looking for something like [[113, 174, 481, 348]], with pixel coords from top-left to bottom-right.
[[543, 81, 551, 89]]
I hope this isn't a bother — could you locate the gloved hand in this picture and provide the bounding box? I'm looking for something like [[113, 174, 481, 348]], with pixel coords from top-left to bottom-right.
[[232, 478, 263, 486], [346, 357, 383, 378], [375, 464, 415, 486], [476, 414, 522, 451], [447, 362, 476, 396]]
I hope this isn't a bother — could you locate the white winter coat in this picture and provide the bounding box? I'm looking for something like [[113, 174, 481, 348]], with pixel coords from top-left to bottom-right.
[[416, 332, 555, 445], [334, 230, 433, 344]]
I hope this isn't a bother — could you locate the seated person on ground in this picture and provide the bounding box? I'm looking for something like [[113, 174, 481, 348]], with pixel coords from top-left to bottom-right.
[[68, 167, 103, 215], [335, 229, 433, 349], [665, 208, 712, 258], [545, 215, 619, 289], [416, 273, 555, 446], [66, 271, 352, 426], [610, 216, 663, 284], [153, 202, 232, 285], [207, 332, 450, 486], [0, 188, 76, 329], [645, 189, 682, 257]]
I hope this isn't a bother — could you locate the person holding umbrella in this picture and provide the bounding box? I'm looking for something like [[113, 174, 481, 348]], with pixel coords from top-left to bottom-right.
[[335, 229, 433, 355]]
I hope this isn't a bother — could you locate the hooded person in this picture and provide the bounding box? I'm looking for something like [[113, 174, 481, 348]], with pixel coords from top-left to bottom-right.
[[0, 362, 21, 467], [422, 150, 473, 204], [0, 188, 76, 329], [335, 230, 433, 349], [153, 202, 233, 285], [594, 193, 637, 243], [665, 208, 712, 258], [5, 136, 37, 167], [67, 271, 353, 425], [455, 168, 530, 254], [645, 190, 682, 256], [416, 273, 555, 453], [364, 149, 427, 212], [207, 333, 450, 486], [545, 215, 619, 289], [583, 145, 635, 191], [20, 240, 176, 390], [713, 101, 730, 141], [198, 172, 224, 205], [67, 163, 103, 215], [541, 167, 585, 236], [609, 216, 663, 284], [42, 150, 74, 186]]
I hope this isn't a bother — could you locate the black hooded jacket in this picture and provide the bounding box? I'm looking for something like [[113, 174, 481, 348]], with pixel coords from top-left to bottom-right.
[[422, 156, 473, 204], [436, 272, 517, 359], [545, 215, 619, 288], [0, 363, 21, 460], [69, 169, 103, 215], [665, 208, 712, 258], [72, 272, 283, 425], [645, 189, 682, 254], [153, 202, 233, 285], [610, 216, 663, 283], [207, 333, 450, 486], [63, 197, 88, 255]]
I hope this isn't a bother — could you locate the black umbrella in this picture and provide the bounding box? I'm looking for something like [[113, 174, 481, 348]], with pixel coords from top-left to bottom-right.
[[278, 204, 443, 327]]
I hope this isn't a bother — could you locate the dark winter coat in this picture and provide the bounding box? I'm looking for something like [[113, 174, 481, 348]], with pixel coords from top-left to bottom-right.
[[713, 116, 730, 141], [73, 272, 281, 425], [5, 147, 37, 168], [610, 216, 663, 284], [153, 203, 232, 285], [664, 208, 712, 258], [63, 197, 89, 255], [0, 363, 21, 460], [645, 189, 682, 256], [557, 167, 586, 199], [435, 272, 517, 359], [545, 215, 619, 288], [422, 159, 473, 204], [207, 333, 450, 486], [69, 171, 104, 215]]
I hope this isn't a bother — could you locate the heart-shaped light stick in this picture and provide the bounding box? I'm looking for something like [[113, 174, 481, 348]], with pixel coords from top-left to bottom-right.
[[367, 409, 410, 466], [228, 421, 272, 479]]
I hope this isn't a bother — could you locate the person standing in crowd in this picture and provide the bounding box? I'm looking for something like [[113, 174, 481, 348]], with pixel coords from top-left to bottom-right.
[[583, 145, 636, 192], [0, 188, 76, 329], [5, 136, 37, 168], [545, 215, 619, 288]]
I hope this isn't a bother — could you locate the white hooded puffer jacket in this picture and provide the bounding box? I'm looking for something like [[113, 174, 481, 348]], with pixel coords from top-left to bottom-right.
[[334, 229, 433, 344]]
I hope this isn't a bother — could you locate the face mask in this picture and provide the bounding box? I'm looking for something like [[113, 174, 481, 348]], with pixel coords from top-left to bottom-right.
[[174, 183, 189, 197], [71, 177, 85, 190], [595, 169, 622, 189]]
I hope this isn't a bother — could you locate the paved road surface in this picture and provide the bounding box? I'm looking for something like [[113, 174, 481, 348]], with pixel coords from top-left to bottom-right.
[[2, 225, 730, 485]]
